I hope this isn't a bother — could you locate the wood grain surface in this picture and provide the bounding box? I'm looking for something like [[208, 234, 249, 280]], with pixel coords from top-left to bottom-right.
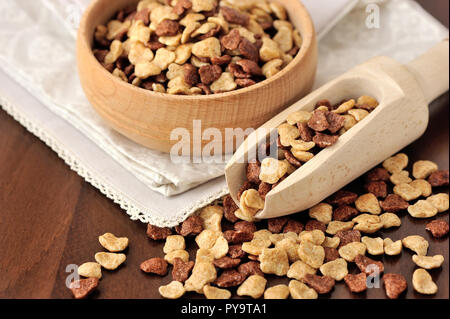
[[0, 1, 448, 299]]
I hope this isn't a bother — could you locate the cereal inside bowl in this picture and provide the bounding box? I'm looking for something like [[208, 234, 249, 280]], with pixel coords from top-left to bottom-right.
[[92, 0, 303, 95]]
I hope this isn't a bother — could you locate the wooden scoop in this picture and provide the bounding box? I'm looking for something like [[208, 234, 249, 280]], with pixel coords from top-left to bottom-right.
[[225, 40, 449, 219]]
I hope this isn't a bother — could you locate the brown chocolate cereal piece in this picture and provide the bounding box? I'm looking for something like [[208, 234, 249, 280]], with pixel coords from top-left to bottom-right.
[[326, 112, 345, 134], [198, 24, 221, 40], [428, 170, 449, 187], [268, 217, 290, 233], [215, 269, 245, 288], [237, 181, 256, 200], [221, 6, 249, 26], [155, 20, 180, 37], [231, 231, 254, 244], [426, 220, 449, 238], [228, 244, 246, 259], [172, 258, 194, 283], [303, 274, 335, 294], [134, 9, 150, 25], [313, 132, 339, 148], [236, 59, 263, 76], [305, 220, 327, 233], [327, 190, 358, 206], [236, 78, 256, 88], [246, 160, 261, 184], [184, 64, 200, 86], [235, 221, 257, 233], [297, 122, 314, 142], [380, 194, 409, 212], [239, 38, 259, 62], [383, 273, 407, 299], [364, 181, 388, 198], [333, 205, 359, 222], [284, 149, 303, 167], [147, 36, 165, 50], [307, 110, 329, 132], [258, 182, 272, 200], [179, 215, 203, 236], [93, 49, 108, 63], [220, 29, 241, 50], [199, 64, 222, 85], [140, 257, 168, 276], [147, 224, 172, 240], [315, 99, 332, 110], [324, 247, 340, 263], [228, 62, 251, 79], [283, 220, 304, 234], [223, 230, 235, 243], [223, 195, 239, 223], [365, 167, 390, 182], [69, 278, 99, 299], [214, 256, 242, 269], [354, 254, 384, 275], [335, 230, 361, 248], [344, 273, 367, 293], [173, 0, 192, 15], [238, 261, 264, 279], [211, 54, 232, 65], [197, 83, 212, 95]]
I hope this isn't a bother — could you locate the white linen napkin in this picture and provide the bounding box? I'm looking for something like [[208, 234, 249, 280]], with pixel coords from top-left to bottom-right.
[[0, 0, 447, 227]]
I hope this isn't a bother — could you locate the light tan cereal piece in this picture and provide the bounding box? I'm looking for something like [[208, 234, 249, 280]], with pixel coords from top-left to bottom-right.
[[163, 235, 186, 254], [210, 236, 229, 259], [361, 236, 384, 255], [192, 37, 221, 59], [326, 221, 355, 235], [106, 20, 131, 40], [309, 203, 333, 224], [286, 110, 312, 125], [78, 262, 102, 279], [278, 123, 300, 147], [342, 114, 357, 131], [181, 22, 201, 44], [242, 238, 271, 256], [104, 40, 123, 65], [236, 27, 256, 43], [167, 76, 191, 95], [412, 269, 438, 295], [338, 242, 366, 262], [291, 149, 314, 162], [407, 200, 438, 218], [195, 229, 220, 249], [203, 285, 232, 299], [239, 191, 258, 220], [95, 24, 107, 42], [98, 232, 129, 252], [128, 41, 154, 65], [135, 62, 162, 78], [237, 275, 267, 299], [153, 48, 177, 70], [128, 20, 151, 43], [243, 189, 265, 210], [383, 153, 409, 174], [180, 13, 205, 26], [260, 37, 281, 62], [275, 237, 299, 262], [380, 213, 401, 228], [192, 0, 216, 12], [190, 87, 203, 95], [264, 284, 290, 299], [166, 63, 185, 80], [353, 214, 383, 234], [426, 193, 449, 213], [137, 0, 160, 11], [319, 258, 348, 281], [259, 157, 288, 184], [210, 72, 237, 93], [247, 18, 264, 35], [262, 58, 283, 78], [273, 27, 293, 53], [293, 30, 303, 48], [356, 95, 379, 109], [253, 229, 272, 243], [191, 22, 218, 38], [390, 170, 413, 185], [132, 77, 142, 87], [165, 249, 190, 264], [273, 20, 293, 31], [159, 281, 186, 299], [174, 44, 193, 64], [199, 205, 223, 232], [284, 231, 299, 242], [270, 2, 287, 20], [288, 280, 318, 299], [269, 233, 285, 245], [333, 99, 355, 114], [196, 248, 215, 263], [394, 183, 422, 201], [208, 15, 229, 33], [234, 208, 257, 222], [287, 260, 316, 281], [185, 261, 217, 293], [159, 34, 182, 47], [412, 160, 438, 179], [355, 193, 381, 215], [410, 179, 432, 197], [299, 230, 325, 245], [383, 238, 402, 256], [150, 6, 179, 25], [412, 255, 444, 269], [260, 248, 289, 276], [290, 140, 316, 151], [298, 240, 325, 269], [322, 236, 340, 249], [347, 109, 369, 122], [94, 252, 126, 270], [402, 235, 428, 256]]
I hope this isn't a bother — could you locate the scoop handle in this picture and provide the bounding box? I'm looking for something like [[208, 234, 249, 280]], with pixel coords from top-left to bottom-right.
[[405, 40, 449, 104]]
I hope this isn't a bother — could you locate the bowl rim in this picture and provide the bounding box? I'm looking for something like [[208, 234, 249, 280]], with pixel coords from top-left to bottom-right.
[[77, 0, 316, 101]]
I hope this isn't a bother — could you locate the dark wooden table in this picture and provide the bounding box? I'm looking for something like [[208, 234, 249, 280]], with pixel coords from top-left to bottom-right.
[[0, 1, 448, 299]]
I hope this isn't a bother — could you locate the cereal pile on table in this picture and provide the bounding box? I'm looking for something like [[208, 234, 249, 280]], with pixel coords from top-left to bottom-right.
[[139, 153, 447, 299], [237, 95, 379, 221], [93, 0, 302, 95]]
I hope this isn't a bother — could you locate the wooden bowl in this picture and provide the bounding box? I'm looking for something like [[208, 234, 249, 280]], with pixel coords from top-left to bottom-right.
[[77, 0, 317, 155]]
